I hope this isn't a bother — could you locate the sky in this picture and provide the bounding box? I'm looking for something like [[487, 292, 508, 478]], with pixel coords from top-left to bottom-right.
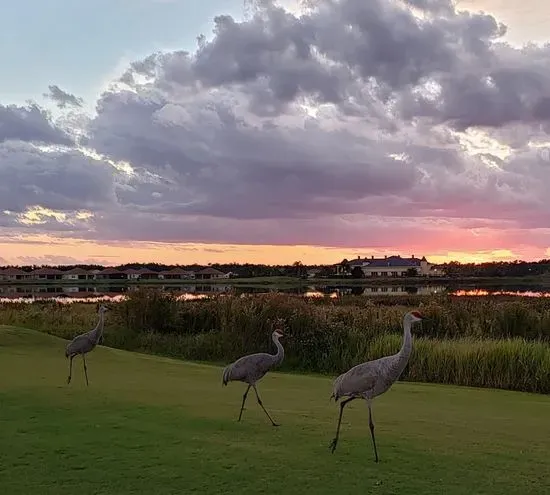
[[2, 0, 550, 266]]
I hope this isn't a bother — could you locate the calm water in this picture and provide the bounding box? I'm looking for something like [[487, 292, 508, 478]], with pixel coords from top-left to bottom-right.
[[1, 283, 549, 303]]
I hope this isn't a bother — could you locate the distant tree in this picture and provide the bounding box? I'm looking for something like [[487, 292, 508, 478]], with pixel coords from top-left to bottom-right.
[[351, 266, 364, 279], [317, 266, 335, 278], [293, 261, 305, 278], [336, 258, 351, 277], [405, 268, 418, 277]]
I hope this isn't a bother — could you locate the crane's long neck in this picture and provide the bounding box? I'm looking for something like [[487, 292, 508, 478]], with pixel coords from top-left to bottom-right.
[[90, 311, 105, 344], [390, 317, 413, 380], [398, 318, 413, 363], [271, 335, 284, 366]]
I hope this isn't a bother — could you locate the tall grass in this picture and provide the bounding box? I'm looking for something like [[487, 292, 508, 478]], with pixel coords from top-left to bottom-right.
[[1, 290, 549, 393]]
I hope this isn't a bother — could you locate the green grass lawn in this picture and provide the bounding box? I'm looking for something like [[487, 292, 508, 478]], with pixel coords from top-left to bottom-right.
[[0, 326, 549, 494]]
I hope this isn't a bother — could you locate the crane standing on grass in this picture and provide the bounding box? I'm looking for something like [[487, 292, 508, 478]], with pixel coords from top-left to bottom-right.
[[65, 304, 109, 386], [222, 324, 285, 427], [329, 310, 425, 462]]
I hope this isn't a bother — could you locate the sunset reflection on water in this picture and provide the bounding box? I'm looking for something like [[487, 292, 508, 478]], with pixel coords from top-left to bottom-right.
[[0, 293, 211, 304], [2, 286, 550, 304], [452, 289, 550, 298]]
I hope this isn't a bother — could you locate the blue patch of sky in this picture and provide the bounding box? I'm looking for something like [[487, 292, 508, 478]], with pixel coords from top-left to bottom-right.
[[0, 0, 245, 107]]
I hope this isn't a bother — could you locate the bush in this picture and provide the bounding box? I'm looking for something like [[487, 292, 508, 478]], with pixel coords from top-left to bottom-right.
[[1, 290, 549, 393]]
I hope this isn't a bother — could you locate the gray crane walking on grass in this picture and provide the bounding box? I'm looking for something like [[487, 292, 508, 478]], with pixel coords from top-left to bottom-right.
[[65, 304, 109, 386], [329, 310, 425, 462], [222, 325, 285, 426]]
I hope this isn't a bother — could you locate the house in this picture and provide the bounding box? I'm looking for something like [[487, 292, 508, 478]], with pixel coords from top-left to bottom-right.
[[31, 267, 63, 280], [94, 268, 128, 280], [336, 255, 443, 277], [136, 268, 159, 280], [61, 268, 92, 281], [159, 268, 196, 280], [194, 267, 228, 280], [0, 267, 28, 281], [123, 268, 142, 280]]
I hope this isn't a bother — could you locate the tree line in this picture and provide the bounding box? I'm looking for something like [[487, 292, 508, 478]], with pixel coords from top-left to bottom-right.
[[1, 259, 549, 279]]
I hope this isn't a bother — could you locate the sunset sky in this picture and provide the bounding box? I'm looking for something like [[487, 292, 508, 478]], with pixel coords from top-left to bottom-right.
[[2, 0, 550, 266]]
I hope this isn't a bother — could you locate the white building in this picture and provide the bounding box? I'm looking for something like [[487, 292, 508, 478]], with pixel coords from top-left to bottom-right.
[[336, 255, 444, 277]]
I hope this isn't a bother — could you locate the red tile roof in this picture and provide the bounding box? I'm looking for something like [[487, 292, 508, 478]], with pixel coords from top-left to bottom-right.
[[196, 267, 226, 275], [160, 268, 194, 275], [1, 267, 26, 275]]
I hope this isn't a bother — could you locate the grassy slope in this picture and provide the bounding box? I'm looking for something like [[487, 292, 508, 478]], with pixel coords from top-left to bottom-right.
[[0, 326, 549, 495]]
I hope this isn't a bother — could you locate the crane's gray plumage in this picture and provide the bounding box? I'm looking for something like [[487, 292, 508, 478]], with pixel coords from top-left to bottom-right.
[[222, 327, 284, 426], [65, 304, 109, 386], [329, 310, 425, 462]]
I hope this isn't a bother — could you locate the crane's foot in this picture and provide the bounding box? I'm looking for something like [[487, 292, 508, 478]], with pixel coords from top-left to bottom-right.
[[271, 422, 280, 427], [329, 438, 338, 453], [67, 376, 71, 384]]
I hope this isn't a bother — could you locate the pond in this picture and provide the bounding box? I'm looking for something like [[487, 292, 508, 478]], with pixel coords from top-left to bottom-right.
[[1, 282, 550, 303]]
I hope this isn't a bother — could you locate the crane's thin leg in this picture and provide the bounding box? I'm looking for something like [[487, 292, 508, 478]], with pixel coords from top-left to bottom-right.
[[67, 356, 74, 384], [252, 384, 279, 427], [329, 396, 356, 453], [367, 401, 379, 463], [82, 354, 89, 386], [238, 385, 251, 422]]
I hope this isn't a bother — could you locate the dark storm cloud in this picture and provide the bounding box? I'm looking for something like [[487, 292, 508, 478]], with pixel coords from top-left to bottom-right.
[[83, 0, 550, 247], [0, 141, 116, 214], [0, 103, 73, 145]]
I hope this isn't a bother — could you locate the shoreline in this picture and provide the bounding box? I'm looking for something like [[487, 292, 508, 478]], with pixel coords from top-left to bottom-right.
[[0, 274, 549, 288]]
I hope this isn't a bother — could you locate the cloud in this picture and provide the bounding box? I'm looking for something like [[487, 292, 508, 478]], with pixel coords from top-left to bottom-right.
[[1, 0, 550, 258], [0, 103, 73, 145], [0, 141, 117, 228], [44, 85, 84, 109], [16, 254, 112, 266]]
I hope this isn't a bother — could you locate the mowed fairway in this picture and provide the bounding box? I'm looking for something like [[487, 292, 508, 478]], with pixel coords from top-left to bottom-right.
[[0, 327, 549, 494]]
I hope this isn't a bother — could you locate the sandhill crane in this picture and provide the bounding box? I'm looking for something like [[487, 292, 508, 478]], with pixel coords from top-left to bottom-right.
[[65, 304, 109, 386], [222, 326, 285, 426], [329, 310, 425, 462]]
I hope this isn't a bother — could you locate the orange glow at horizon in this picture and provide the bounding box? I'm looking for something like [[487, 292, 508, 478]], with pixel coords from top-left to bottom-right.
[[0, 234, 547, 266]]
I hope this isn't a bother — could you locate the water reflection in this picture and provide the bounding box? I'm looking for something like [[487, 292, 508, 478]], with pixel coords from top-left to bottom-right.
[[453, 289, 550, 298], [0, 283, 234, 303], [1, 283, 549, 303]]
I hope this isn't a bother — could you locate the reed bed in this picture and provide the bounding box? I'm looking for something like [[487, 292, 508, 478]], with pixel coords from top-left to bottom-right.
[[1, 289, 549, 393]]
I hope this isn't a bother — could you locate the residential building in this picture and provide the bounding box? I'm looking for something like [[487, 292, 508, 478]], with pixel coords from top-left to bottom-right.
[[136, 268, 159, 280], [61, 268, 93, 280], [336, 255, 444, 277], [194, 267, 228, 280], [124, 268, 142, 280], [31, 267, 63, 280], [94, 268, 128, 280], [0, 267, 28, 281], [159, 268, 196, 280]]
